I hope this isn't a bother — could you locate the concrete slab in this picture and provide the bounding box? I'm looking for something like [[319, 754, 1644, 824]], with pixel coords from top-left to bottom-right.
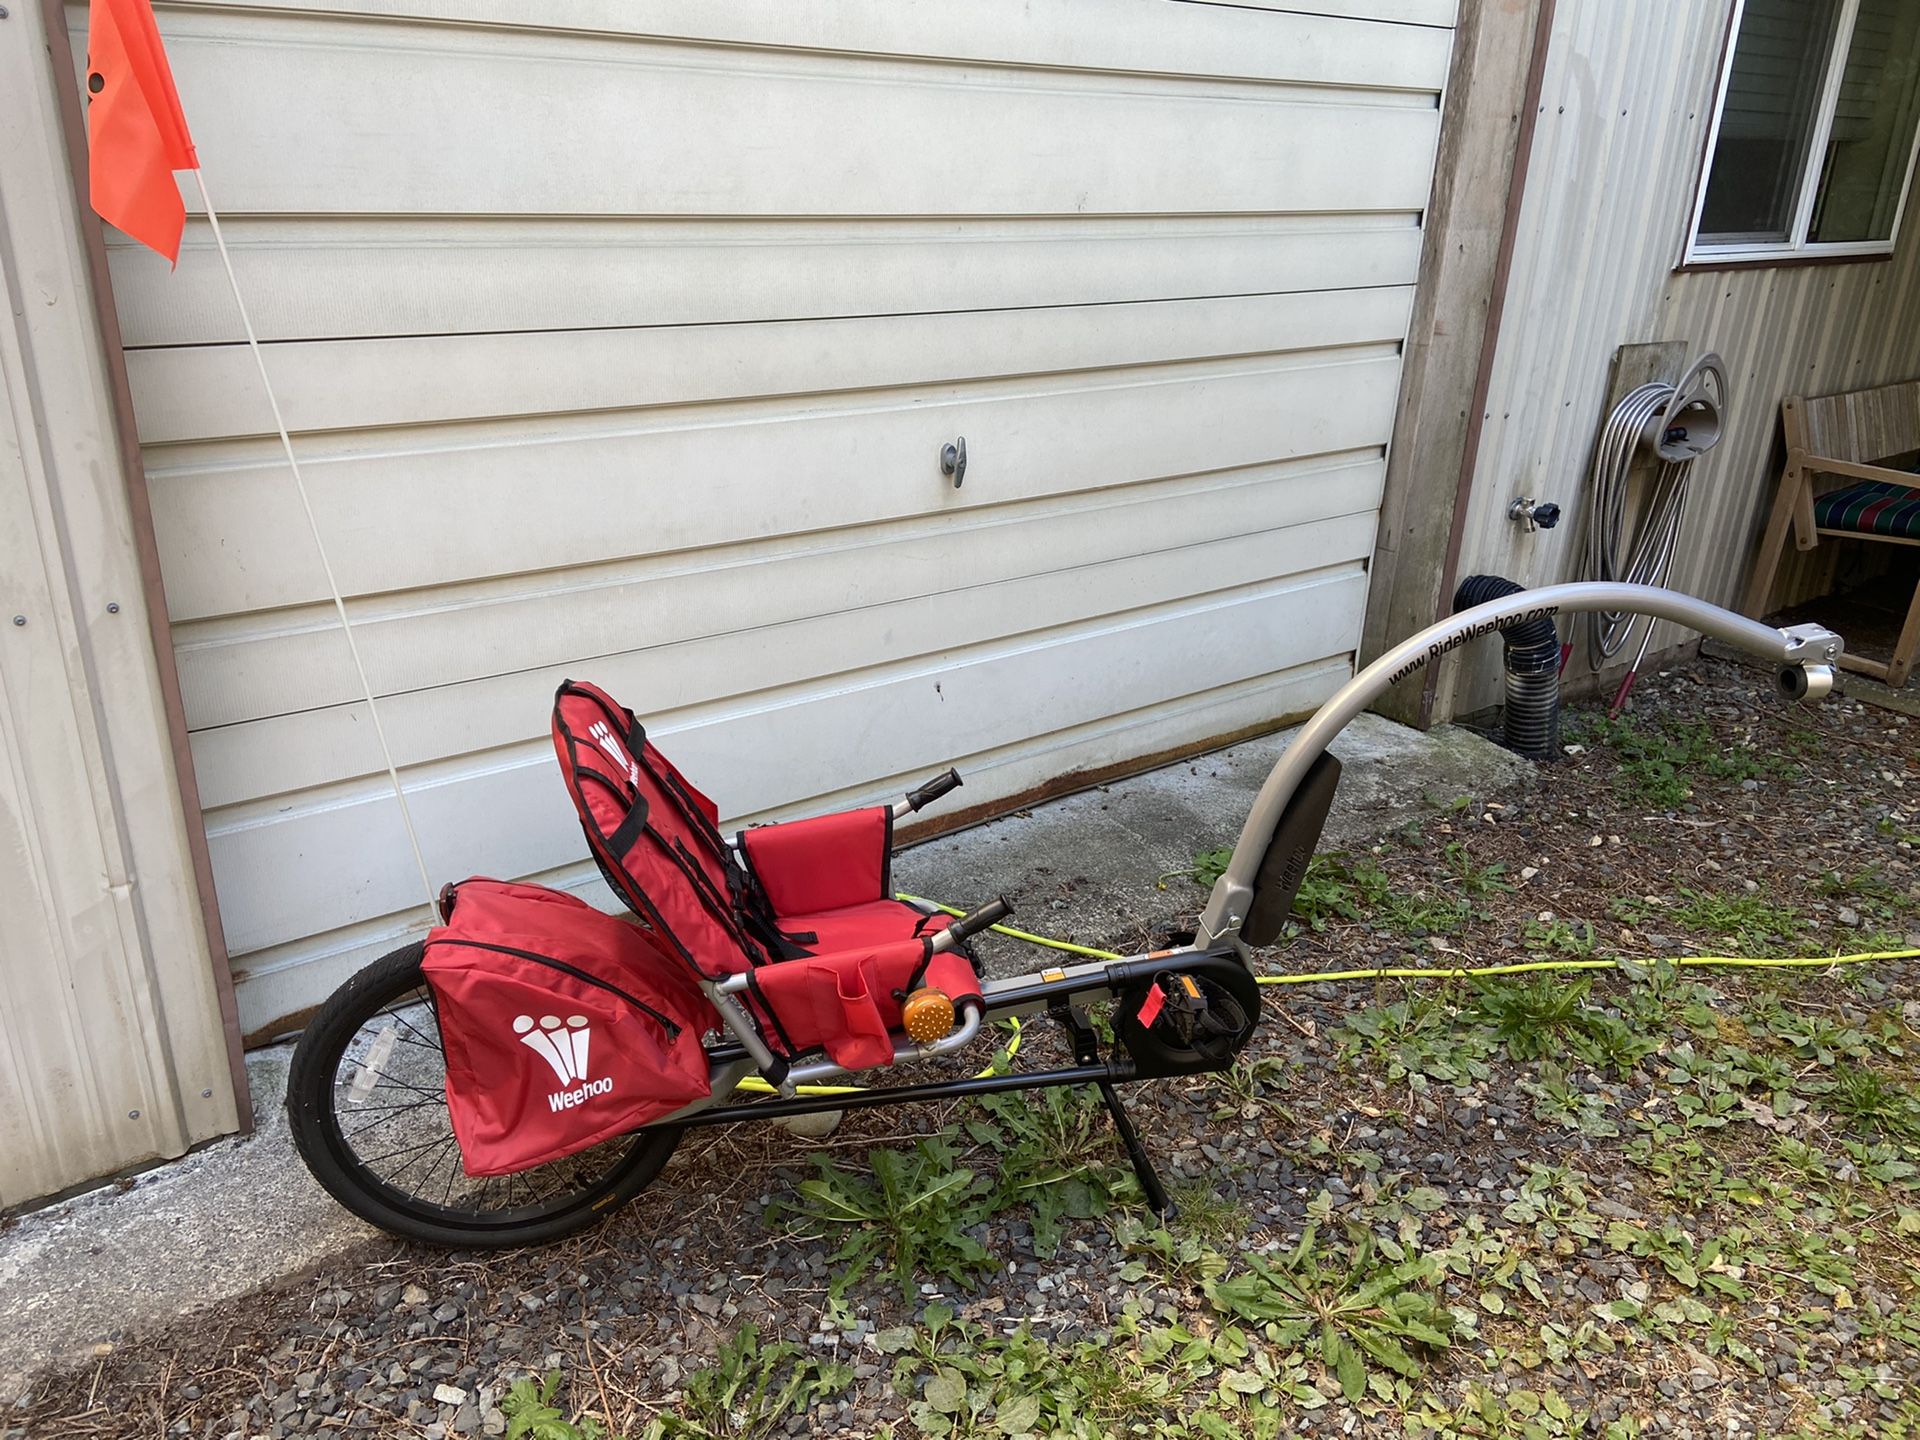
[[0, 714, 1529, 1397], [0, 1045, 374, 1398], [898, 714, 1533, 965]]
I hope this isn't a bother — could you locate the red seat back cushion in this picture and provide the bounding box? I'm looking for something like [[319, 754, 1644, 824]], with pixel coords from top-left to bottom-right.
[[740, 807, 890, 919], [552, 681, 756, 977]]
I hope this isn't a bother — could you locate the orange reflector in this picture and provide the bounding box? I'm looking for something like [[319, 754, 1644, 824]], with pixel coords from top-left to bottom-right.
[[901, 987, 957, 1044]]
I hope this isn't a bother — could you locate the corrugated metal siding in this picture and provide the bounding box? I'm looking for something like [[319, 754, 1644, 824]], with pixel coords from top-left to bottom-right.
[[1442, 0, 1920, 719], [88, 0, 1459, 1039], [1, 0, 239, 1207]]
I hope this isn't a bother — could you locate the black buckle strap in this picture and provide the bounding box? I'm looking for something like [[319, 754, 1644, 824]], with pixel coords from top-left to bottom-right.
[[728, 840, 814, 960]]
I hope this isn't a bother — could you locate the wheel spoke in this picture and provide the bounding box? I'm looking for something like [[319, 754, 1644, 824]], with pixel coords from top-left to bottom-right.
[[359, 1130, 461, 1169], [378, 1006, 444, 1054], [345, 1072, 446, 1103]]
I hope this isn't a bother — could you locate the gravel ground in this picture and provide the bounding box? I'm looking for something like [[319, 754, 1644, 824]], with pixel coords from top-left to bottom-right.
[[10, 653, 1918, 1440]]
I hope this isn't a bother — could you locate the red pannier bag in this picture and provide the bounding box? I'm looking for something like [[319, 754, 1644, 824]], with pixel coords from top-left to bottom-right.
[[422, 879, 716, 1177]]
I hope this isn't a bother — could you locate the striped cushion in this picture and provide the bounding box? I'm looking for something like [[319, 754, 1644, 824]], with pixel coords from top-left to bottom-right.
[[1813, 479, 1920, 539]]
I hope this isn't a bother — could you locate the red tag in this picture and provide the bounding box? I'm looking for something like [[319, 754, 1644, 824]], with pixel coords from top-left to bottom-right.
[[1136, 984, 1166, 1028]]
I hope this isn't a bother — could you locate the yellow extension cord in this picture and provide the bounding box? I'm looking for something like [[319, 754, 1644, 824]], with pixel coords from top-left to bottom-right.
[[729, 894, 1920, 1098]]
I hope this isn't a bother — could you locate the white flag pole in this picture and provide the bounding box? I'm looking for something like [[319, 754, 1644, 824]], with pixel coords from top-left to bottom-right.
[[190, 170, 440, 922]]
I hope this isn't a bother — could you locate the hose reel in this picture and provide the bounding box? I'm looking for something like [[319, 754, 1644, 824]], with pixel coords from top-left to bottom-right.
[[1583, 351, 1730, 711]]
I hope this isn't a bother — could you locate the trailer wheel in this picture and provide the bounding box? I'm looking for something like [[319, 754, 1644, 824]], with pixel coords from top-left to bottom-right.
[[287, 943, 681, 1248]]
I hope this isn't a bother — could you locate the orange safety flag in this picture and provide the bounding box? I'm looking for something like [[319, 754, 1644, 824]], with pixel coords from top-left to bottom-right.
[[85, 0, 198, 264]]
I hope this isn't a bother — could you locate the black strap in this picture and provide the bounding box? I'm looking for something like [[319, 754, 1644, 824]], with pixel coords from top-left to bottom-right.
[[744, 968, 798, 1057], [729, 837, 814, 960], [899, 936, 937, 996], [605, 788, 651, 859]]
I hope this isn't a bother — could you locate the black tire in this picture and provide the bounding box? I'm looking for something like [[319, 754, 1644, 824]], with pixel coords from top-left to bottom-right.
[[287, 942, 682, 1248]]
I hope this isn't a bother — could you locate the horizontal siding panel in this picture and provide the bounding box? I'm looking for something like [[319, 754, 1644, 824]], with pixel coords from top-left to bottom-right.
[[128, 289, 1415, 441], [1177, 1, 1456, 25], [134, 0, 1453, 90], [191, 512, 1380, 806], [228, 655, 1353, 1039], [175, 454, 1385, 731], [112, 216, 1423, 348], [149, 352, 1404, 620], [206, 568, 1367, 956], [135, 14, 1440, 220]]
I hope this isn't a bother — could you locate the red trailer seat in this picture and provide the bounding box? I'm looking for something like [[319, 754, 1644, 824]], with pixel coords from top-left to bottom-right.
[[551, 680, 976, 1069]]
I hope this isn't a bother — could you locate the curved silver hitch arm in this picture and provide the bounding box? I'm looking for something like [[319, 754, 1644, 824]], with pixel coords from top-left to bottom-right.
[[1196, 582, 1843, 949]]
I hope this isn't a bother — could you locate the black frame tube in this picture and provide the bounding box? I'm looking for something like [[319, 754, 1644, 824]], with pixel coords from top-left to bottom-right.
[[670, 1061, 1129, 1129]]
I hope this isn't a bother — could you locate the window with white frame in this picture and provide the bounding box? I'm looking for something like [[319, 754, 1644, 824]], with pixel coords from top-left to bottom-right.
[[1687, 0, 1920, 263]]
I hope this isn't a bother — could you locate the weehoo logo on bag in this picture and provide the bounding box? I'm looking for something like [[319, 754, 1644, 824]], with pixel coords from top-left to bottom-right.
[[586, 720, 641, 788], [514, 1014, 615, 1112]]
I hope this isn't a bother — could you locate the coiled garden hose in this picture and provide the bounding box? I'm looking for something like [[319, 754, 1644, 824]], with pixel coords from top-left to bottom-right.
[[1583, 354, 1729, 712]]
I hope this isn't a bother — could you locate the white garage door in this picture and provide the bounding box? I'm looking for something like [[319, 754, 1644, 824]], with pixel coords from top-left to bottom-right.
[[98, 0, 1454, 1039]]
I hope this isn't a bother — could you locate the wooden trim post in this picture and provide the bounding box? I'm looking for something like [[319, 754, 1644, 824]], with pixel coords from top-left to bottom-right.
[[1362, 0, 1558, 728]]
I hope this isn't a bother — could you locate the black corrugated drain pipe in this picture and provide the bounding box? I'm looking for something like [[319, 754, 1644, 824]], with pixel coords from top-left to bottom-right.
[[1452, 575, 1561, 761]]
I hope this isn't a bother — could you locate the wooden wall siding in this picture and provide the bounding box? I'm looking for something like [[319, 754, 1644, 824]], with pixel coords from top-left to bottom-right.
[[1441, 0, 1920, 720], [85, 0, 1457, 1038]]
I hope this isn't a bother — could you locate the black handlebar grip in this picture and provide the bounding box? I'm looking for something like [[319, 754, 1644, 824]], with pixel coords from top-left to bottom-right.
[[946, 896, 1013, 944], [905, 767, 963, 811]]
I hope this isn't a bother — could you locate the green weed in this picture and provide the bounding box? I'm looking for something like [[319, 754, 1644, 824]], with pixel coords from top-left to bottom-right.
[[1185, 846, 1233, 890], [1473, 973, 1665, 1077], [1522, 917, 1599, 957], [970, 1086, 1140, 1256], [1667, 887, 1800, 953], [662, 1325, 853, 1440], [1201, 1225, 1454, 1402], [1823, 1062, 1920, 1143], [886, 1304, 1309, 1440], [1614, 887, 1801, 955], [1580, 714, 1789, 807], [1500, 1165, 1603, 1246], [783, 1137, 996, 1303], [1334, 993, 1494, 1089], [1442, 840, 1514, 899], [1204, 1054, 1290, 1122], [1289, 853, 1392, 931], [1407, 1383, 1613, 1439], [1522, 1063, 1620, 1137], [1747, 994, 1874, 1065], [1376, 889, 1472, 936], [1115, 1218, 1234, 1286], [502, 1372, 609, 1440]]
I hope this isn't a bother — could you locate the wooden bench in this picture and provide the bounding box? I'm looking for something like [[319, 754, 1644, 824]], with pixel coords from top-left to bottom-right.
[[1743, 381, 1920, 688]]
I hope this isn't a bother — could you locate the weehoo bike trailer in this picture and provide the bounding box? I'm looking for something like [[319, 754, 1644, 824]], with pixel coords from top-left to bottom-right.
[[287, 582, 1843, 1248]]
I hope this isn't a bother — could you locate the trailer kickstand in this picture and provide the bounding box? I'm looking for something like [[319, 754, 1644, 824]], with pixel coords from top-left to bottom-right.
[[1097, 1078, 1176, 1222], [1050, 998, 1177, 1222]]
